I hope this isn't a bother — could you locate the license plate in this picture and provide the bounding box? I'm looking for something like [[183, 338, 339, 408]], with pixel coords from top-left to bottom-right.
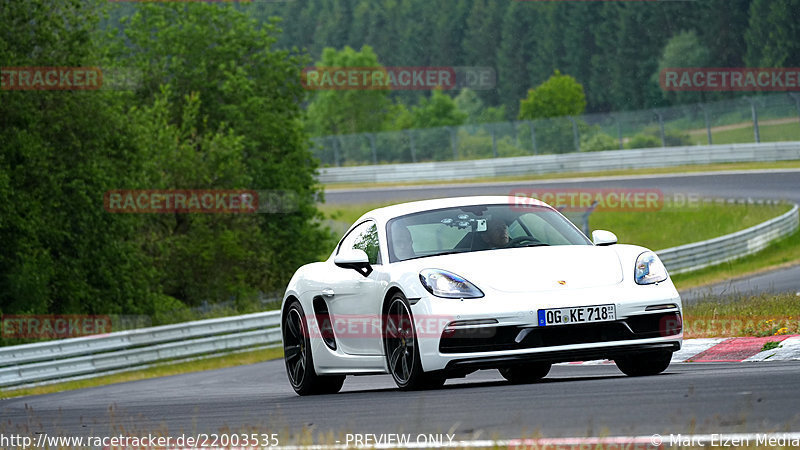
[[537, 304, 616, 326]]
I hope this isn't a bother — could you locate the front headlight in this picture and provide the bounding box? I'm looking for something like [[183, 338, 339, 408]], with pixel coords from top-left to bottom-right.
[[634, 251, 668, 285], [419, 269, 484, 298]]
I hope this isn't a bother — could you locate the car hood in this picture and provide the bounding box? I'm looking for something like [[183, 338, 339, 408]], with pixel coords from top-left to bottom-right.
[[409, 245, 624, 293]]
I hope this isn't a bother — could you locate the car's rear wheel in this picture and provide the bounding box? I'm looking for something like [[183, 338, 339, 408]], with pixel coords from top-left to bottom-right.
[[499, 362, 551, 384], [614, 351, 673, 377], [383, 292, 445, 390], [283, 301, 345, 395]]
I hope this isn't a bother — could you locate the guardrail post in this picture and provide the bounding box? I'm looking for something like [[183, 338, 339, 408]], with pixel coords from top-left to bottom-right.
[[790, 93, 800, 128], [568, 116, 580, 152], [329, 136, 340, 167], [700, 105, 712, 145], [616, 115, 624, 149], [747, 98, 761, 143]]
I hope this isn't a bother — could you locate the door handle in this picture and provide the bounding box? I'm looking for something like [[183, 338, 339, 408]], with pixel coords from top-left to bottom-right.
[[322, 288, 335, 298]]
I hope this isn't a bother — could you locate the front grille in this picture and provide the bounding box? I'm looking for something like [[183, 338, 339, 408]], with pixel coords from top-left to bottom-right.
[[439, 311, 681, 354]]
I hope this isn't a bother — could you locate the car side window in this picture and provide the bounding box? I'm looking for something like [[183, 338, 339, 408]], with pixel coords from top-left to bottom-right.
[[338, 221, 381, 265]]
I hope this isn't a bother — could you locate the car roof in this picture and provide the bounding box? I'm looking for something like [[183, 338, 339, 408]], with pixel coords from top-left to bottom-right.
[[355, 195, 551, 224]]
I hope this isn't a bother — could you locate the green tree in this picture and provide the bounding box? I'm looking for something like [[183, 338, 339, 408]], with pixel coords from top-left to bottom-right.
[[654, 31, 712, 104], [518, 70, 586, 120], [518, 71, 587, 154], [462, 0, 507, 106], [497, 2, 538, 119], [589, 2, 691, 110], [402, 90, 467, 161], [410, 90, 467, 128], [305, 46, 393, 136], [117, 3, 333, 303], [454, 89, 505, 124], [691, 0, 751, 68], [127, 89, 271, 308], [745, 0, 800, 67], [0, 0, 158, 319]]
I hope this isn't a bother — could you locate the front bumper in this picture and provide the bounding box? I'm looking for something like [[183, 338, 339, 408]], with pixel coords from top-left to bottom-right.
[[443, 341, 680, 374], [411, 283, 683, 373], [439, 311, 681, 353]]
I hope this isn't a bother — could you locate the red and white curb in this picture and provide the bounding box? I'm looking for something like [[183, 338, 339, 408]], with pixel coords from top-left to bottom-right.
[[559, 335, 800, 365]]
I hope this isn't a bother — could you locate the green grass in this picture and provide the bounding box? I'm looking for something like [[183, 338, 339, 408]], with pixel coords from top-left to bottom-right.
[[762, 341, 782, 352], [323, 160, 800, 190], [591, 202, 791, 251], [0, 346, 284, 399], [688, 121, 800, 146], [683, 292, 799, 338]]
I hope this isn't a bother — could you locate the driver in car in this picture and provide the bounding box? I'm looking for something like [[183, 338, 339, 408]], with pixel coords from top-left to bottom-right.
[[392, 226, 416, 260], [475, 218, 509, 250]]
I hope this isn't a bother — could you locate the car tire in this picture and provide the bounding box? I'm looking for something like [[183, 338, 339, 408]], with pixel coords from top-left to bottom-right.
[[614, 351, 673, 377], [283, 301, 346, 395], [383, 292, 445, 391], [499, 362, 551, 384]]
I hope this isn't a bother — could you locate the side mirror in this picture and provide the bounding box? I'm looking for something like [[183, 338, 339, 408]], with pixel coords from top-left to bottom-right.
[[334, 248, 373, 277], [592, 230, 618, 246]]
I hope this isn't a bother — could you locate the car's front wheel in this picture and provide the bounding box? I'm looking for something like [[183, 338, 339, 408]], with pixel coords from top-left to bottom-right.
[[283, 301, 345, 395], [383, 292, 445, 391], [614, 351, 673, 377], [499, 362, 551, 384]]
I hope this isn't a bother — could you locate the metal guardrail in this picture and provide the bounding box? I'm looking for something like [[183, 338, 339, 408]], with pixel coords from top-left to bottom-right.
[[1, 203, 797, 388], [658, 203, 799, 274], [318, 141, 800, 184], [0, 312, 281, 388]]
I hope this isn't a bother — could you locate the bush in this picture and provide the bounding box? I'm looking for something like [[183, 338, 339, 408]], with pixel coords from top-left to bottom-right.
[[664, 129, 693, 146], [581, 133, 619, 152], [626, 134, 662, 149], [625, 128, 692, 149]]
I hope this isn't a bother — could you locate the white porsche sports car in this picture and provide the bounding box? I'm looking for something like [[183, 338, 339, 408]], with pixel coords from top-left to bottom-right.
[[281, 196, 682, 395]]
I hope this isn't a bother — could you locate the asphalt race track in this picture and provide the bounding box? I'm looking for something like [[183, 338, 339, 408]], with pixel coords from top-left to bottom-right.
[[2, 170, 800, 444], [681, 263, 800, 303], [2, 361, 800, 440], [324, 169, 800, 205]]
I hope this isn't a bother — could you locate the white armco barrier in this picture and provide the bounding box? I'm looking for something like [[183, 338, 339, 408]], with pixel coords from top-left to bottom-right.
[[318, 141, 800, 184]]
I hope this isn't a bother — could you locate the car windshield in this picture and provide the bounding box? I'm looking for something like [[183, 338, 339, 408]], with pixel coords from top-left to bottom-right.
[[386, 204, 591, 263]]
